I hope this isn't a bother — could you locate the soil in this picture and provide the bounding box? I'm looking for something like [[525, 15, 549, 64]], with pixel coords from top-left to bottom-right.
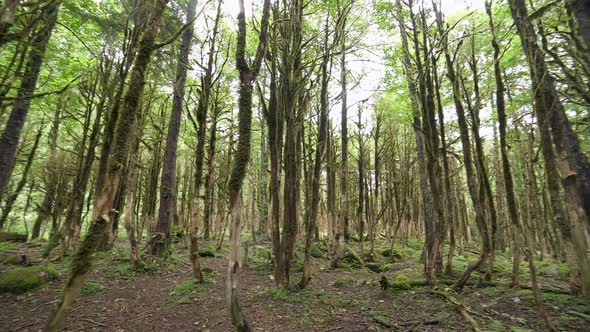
[[0, 240, 588, 331]]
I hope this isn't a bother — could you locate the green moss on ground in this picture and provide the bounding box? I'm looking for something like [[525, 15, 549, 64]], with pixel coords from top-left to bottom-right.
[[333, 276, 354, 288], [0, 254, 22, 265], [0, 265, 59, 293], [198, 245, 216, 257], [310, 243, 325, 258], [394, 274, 412, 290], [170, 271, 216, 304], [81, 281, 105, 296]]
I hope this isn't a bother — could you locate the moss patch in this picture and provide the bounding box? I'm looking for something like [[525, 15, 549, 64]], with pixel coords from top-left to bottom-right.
[[81, 281, 105, 296], [310, 243, 324, 258], [0, 265, 59, 293], [198, 246, 216, 257], [394, 274, 412, 290], [333, 276, 354, 288], [170, 271, 216, 304], [1, 254, 22, 265]]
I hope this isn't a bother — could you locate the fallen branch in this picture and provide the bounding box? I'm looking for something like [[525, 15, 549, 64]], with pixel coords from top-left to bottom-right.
[[373, 316, 398, 329], [80, 318, 106, 327], [436, 292, 481, 332]]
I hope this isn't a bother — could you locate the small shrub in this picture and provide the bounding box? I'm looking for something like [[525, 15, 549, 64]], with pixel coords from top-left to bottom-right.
[[559, 263, 569, 278], [293, 255, 303, 272], [198, 246, 216, 257], [270, 287, 289, 300], [81, 281, 104, 296], [380, 263, 394, 272]]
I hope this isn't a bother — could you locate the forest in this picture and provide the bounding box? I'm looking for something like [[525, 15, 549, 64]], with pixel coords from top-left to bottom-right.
[[0, 0, 588, 330]]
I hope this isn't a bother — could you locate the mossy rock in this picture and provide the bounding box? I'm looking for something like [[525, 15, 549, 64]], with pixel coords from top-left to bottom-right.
[[0, 232, 26, 243], [0, 265, 59, 293], [342, 247, 363, 268], [1, 254, 23, 265], [365, 262, 382, 273], [380, 248, 403, 260], [310, 243, 324, 258], [394, 274, 412, 290]]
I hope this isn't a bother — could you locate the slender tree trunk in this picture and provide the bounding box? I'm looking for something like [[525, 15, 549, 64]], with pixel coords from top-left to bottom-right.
[[433, 3, 491, 290], [0, 122, 43, 228], [485, 1, 522, 287], [148, 0, 198, 258], [332, 2, 351, 268], [188, 0, 222, 279], [226, 0, 270, 330], [0, 0, 61, 201], [300, 15, 330, 288]]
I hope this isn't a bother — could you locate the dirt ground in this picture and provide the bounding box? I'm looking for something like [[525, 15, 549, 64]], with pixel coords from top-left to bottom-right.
[[0, 239, 588, 331]]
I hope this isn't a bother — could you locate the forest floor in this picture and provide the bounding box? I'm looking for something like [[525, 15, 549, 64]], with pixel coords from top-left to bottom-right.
[[0, 236, 589, 332]]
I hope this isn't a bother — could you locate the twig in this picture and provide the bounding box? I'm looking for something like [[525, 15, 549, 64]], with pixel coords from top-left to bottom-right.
[[0, 75, 81, 101], [81, 318, 107, 327]]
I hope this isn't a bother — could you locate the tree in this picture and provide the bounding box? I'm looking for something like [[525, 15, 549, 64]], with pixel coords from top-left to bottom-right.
[[0, 0, 62, 201], [226, 0, 271, 330], [147, 0, 199, 258]]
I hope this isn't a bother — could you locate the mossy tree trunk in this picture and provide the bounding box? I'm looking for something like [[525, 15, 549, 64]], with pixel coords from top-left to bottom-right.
[[0, 0, 61, 203], [300, 10, 331, 288], [226, 0, 270, 330], [0, 120, 43, 229]]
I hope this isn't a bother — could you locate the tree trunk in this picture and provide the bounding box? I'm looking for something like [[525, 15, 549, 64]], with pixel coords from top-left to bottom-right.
[[148, 0, 198, 258], [300, 14, 330, 288], [0, 0, 61, 201], [507, 0, 590, 297], [226, 0, 270, 330], [0, 121, 43, 228]]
